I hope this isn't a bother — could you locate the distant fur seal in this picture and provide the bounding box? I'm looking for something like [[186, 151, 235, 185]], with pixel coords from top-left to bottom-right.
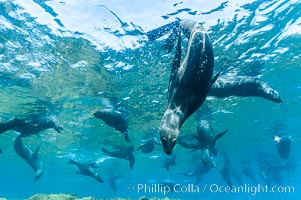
[[136, 134, 161, 153], [194, 120, 227, 165], [220, 154, 233, 187], [179, 162, 213, 185], [14, 135, 44, 181], [102, 146, 135, 169], [68, 158, 104, 183], [209, 76, 282, 103], [148, 20, 221, 155], [178, 120, 227, 165], [94, 98, 130, 142], [274, 135, 291, 159]]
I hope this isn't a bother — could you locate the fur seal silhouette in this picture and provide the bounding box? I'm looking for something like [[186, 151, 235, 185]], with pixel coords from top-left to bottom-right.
[[136, 134, 161, 153], [14, 135, 44, 181], [274, 135, 291, 159], [179, 162, 214, 185], [220, 154, 233, 187], [102, 146, 135, 169], [68, 158, 104, 183], [94, 99, 129, 142], [194, 120, 227, 165], [148, 20, 221, 155], [12, 115, 62, 137], [178, 120, 226, 165], [209, 76, 282, 103], [0, 117, 28, 134]]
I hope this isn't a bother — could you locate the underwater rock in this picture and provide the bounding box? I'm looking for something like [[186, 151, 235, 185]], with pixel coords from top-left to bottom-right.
[[26, 194, 182, 200], [26, 193, 96, 200]]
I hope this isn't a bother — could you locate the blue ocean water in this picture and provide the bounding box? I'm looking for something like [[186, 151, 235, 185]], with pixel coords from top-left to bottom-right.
[[0, 0, 301, 199]]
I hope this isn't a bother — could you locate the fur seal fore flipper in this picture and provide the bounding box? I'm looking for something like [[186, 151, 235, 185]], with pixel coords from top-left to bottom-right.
[[211, 67, 223, 87], [168, 34, 182, 102], [213, 130, 227, 146], [161, 26, 181, 53], [146, 21, 180, 41]]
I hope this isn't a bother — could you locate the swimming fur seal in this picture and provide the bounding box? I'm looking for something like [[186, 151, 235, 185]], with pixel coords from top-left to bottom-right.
[[94, 98, 130, 141], [68, 158, 104, 183], [14, 135, 44, 181], [136, 134, 161, 153], [102, 146, 135, 169], [148, 20, 221, 155], [194, 120, 227, 165], [0, 117, 28, 134], [274, 135, 291, 159], [12, 115, 62, 137], [209, 76, 282, 103]]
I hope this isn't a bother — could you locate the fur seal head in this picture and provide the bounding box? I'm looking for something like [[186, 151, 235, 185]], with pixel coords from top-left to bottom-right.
[[159, 109, 182, 155]]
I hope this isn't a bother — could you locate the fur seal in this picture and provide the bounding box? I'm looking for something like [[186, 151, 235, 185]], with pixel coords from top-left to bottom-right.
[[136, 134, 161, 153], [194, 120, 227, 165], [209, 76, 282, 103], [179, 162, 213, 185], [0, 117, 28, 134], [94, 107, 129, 142], [148, 20, 221, 155], [12, 115, 62, 137], [274, 135, 291, 159], [68, 158, 104, 183], [102, 146, 135, 169], [220, 154, 233, 187], [14, 135, 44, 181], [178, 120, 226, 165]]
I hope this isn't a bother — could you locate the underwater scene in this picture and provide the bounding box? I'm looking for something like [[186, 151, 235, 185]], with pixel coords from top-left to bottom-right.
[[0, 0, 301, 199]]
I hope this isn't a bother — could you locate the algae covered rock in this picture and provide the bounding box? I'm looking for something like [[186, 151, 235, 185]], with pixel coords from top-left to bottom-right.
[[26, 193, 96, 200]]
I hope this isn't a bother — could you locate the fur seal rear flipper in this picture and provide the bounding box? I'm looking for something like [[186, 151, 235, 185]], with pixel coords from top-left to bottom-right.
[[210, 76, 282, 103], [14, 135, 44, 181], [153, 20, 218, 155]]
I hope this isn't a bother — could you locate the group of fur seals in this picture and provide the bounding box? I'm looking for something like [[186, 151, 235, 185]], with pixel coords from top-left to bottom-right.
[[148, 20, 221, 155], [147, 19, 283, 156]]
